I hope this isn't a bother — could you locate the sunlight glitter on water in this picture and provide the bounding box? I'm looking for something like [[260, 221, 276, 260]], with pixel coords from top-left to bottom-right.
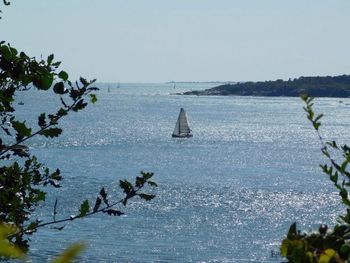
[[17, 84, 350, 262]]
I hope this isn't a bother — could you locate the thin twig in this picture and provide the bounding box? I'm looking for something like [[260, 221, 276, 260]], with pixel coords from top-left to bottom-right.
[[53, 198, 58, 222]]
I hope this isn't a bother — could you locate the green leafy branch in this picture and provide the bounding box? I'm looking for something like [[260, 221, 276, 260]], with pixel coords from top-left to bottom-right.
[[281, 95, 350, 263], [0, 42, 98, 250], [0, 79, 97, 158], [0, 42, 98, 160], [21, 171, 157, 234], [301, 94, 350, 216]]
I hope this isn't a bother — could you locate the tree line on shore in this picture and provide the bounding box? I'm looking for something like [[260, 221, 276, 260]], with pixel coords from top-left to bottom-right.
[[183, 74, 350, 97]]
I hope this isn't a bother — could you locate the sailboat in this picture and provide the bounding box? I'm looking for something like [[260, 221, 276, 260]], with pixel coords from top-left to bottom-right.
[[172, 108, 193, 138]]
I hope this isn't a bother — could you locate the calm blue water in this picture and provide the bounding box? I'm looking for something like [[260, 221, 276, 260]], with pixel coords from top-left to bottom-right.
[[12, 83, 350, 262]]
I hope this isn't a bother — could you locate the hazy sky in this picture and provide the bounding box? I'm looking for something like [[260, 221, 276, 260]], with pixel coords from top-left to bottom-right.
[[1, 1, 349, 82]]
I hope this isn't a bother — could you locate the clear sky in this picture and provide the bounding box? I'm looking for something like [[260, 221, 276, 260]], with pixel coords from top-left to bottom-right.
[[1, 0, 350, 82]]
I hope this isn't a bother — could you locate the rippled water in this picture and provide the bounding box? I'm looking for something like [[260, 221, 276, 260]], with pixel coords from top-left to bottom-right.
[[12, 83, 350, 262]]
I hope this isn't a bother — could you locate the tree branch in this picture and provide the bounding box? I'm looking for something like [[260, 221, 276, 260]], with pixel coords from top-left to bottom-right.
[[0, 89, 94, 157], [23, 184, 147, 234]]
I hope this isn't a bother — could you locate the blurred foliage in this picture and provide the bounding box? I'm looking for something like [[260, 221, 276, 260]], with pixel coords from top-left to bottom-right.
[[51, 242, 85, 263], [281, 95, 350, 263], [0, 223, 25, 260], [0, 223, 84, 262]]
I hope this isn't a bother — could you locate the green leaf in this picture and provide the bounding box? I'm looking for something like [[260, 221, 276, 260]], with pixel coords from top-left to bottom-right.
[[147, 181, 158, 187], [313, 123, 321, 131], [80, 77, 88, 85], [48, 179, 61, 188], [57, 108, 68, 117], [340, 244, 350, 254], [318, 248, 336, 263], [38, 113, 46, 128], [327, 141, 338, 149], [100, 187, 108, 206], [342, 197, 350, 207], [341, 160, 348, 173], [73, 99, 87, 112], [53, 82, 67, 94], [52, 226, 65, 231], [9, 46, 18, 56], [48, 114, 58, 125], [32, 191, 46, 202], [58, 70, 69, 81], [141, 171, 154, 180], [33, 73, 54, 90], [135, 176, 145, 187], [52, 242, 85, 263], [119, 180, 133, 195], [0, 45, 11, 60], [305, 251, 313, 262], [40, 127, 62, 138], [314, 114, 324, 123], [139, 193, 156, 201], [280, 239, 289, 257], [93, 197, 102, 212], [79, 200, 89, 217], [103, 209, 124, 216], [321, 148, 330, 158], [89, 94, 97, 104], [19, 51, 28, 59], [50, 169, 62, 180], [52, 61, 61, 67], [313, 122, 321, 130], [287, 222, 297, 239], [11, 120, 32, 137], [0, 224, 25, 259], [340, 188, 348, 199], [330, 172, 338, 184], [47, 54, 54, 65]]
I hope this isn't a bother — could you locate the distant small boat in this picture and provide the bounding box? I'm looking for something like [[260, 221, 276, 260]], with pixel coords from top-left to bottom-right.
[[18, 101, 24, 105], [172, 108, 193, 138]]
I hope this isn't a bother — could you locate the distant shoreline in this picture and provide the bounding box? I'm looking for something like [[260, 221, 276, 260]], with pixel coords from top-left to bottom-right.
[[165, 81, 235, 84], [181, 75, 350, 98]]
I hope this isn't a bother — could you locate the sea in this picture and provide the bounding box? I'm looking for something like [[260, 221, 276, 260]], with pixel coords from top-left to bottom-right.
[[12, 82, 350, 262]]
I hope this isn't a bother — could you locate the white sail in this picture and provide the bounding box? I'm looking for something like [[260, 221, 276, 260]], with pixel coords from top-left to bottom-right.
[[172, 108, 192, 137], [173, 117, 180, 136]]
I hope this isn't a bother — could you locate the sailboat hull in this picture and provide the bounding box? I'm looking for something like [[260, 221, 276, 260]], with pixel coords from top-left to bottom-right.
[[172, 133, 193, 138]]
